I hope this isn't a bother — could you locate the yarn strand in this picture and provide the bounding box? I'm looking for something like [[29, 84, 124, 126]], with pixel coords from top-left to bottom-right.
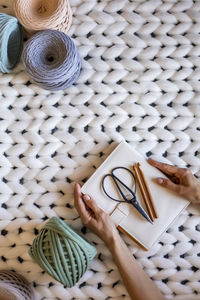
[[0, 270, 34, 300], [13, 0, 72, 35], [0, 13, 23, 73], [29, 217, 97, 287], [22, 30, 81, 91]]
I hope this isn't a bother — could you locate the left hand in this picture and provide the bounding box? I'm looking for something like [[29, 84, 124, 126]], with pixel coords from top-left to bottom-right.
[[148, 158, 200, 203], [74, 183, 120, 246]]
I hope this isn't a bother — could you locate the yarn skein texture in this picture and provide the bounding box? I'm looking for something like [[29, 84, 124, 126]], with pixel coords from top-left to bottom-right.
[[0, 13, 23, 73], [0, 270, 34, 300], [22, 30, 81, 91], [29, 217, 97, 287], [13, 0, 72, 35]]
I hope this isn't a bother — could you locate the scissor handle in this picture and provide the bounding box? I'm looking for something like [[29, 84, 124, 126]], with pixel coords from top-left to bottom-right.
[[112, 167, 137, 194], [102, 174, 123, 202], [102, 167, 137, 203]]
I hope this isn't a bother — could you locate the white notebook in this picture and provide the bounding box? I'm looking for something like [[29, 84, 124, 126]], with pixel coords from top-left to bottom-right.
[[81, 141, 189, 250]]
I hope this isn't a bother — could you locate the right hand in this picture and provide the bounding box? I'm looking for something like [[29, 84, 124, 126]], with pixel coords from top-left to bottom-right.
[[74, 183, 120, 246], [148, 158, 200, 203]]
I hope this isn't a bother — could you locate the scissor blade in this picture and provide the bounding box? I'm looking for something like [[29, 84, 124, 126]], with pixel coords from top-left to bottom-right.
[[133, 201, 153, 224]]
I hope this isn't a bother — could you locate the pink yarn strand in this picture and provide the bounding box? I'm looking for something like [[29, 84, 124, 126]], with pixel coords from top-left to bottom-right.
[[13, 0, 72, 35]]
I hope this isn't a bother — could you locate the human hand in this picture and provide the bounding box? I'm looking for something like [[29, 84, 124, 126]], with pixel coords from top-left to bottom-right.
[[74, 183, 120, 246], [148, 158, 200, 203]]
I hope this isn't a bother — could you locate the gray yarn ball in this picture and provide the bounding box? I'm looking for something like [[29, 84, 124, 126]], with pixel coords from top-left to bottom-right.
[[22, 30, 81, 91]]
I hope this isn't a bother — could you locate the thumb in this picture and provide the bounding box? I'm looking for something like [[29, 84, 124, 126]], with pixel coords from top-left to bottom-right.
[[83, 194, 100, 216], [157, 177, 181, 194]]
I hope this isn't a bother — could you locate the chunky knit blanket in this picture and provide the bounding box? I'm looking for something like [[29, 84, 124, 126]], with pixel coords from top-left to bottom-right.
[[0, 0, 200, 299]]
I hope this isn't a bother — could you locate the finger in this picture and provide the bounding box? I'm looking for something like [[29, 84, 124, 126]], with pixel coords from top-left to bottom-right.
[[83, 194, 100, 217], [179, 168, 194, 185], [74, 183, 82, 211], [74, 183, 90, 222], [148, 158, 179, 176], [74, 182, 81, 200], [156, 177, 183, 194]]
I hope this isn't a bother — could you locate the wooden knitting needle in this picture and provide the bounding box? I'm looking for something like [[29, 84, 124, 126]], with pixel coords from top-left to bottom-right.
[[133, 165, 154, 222], [137, 162, 158, 219]]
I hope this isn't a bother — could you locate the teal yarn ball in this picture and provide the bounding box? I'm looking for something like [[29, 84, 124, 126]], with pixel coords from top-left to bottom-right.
[[29, 217, 97, 287], [0, 13, 23, 73]]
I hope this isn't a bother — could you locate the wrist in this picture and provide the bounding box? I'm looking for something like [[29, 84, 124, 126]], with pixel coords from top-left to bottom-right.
[[106, 230, 123, 252]]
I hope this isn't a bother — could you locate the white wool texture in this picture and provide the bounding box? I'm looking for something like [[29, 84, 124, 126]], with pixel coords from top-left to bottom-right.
[[0, 0, 200, 299]]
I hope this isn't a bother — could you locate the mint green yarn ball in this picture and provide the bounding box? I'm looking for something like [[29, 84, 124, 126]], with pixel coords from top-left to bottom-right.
[[29, 217, 97, 287]]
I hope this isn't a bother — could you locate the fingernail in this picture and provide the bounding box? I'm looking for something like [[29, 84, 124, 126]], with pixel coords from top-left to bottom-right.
[[84, 194, 90, 200], [157, 178, 164, 184]]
